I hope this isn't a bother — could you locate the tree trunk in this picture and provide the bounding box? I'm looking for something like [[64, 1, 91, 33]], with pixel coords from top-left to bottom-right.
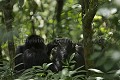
[[81, 0, 98, 73], [3, 0, 15, 69], [55, 0, 64, 37]]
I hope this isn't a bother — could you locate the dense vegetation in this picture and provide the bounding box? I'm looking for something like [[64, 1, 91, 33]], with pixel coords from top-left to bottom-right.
[[0, 0, 120, 80]]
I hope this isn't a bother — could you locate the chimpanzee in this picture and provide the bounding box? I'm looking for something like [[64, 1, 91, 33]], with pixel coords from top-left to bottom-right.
[[48, 38, 85, 72], [15, 35, 55, 73]]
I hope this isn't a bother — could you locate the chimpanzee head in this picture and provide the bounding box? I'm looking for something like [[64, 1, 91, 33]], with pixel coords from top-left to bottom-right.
[[52, 38, 75, 61], [25, 34, 45, 49]]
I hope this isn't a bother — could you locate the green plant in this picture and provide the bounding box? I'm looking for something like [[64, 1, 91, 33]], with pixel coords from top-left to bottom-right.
[[0, 59, 14, 80]]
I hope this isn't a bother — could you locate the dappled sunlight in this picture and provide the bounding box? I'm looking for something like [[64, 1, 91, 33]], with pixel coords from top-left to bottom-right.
[[113, 0, 120, 7], [97, 8, 117, 18], [111, 51, 120, 60]]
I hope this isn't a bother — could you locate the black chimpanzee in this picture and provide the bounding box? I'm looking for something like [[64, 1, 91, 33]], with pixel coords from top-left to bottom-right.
[[48, 38, 85, 72], [15, 35, 54, 73]]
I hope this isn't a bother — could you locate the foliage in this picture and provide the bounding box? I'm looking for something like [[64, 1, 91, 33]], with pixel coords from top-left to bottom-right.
[[0, 0, 120, 80], [0, 59, 14, 80], [15, 53, 86, 80]]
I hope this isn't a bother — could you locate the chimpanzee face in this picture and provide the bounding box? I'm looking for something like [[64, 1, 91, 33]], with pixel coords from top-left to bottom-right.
[[53, 38, 74, 61]]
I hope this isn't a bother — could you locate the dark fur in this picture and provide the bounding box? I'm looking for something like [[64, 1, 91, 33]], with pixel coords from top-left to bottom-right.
[[49, 38, 85, 72], [15, 35, 54, 73]]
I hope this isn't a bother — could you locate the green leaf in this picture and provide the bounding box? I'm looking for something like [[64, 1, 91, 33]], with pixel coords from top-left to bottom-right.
[[88, 68, 103, 73], [69, 53, 75, 62]]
